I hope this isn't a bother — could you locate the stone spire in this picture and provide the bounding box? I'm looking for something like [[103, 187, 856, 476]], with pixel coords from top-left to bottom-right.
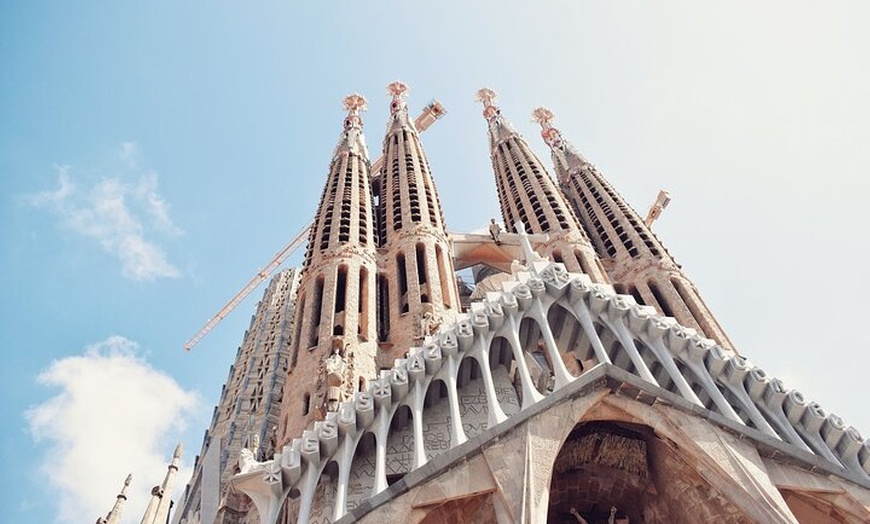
[[376, 81, 460, 359], [278, 94, 379, 446], [96, 474, 132, 524], [476, 88, 608, 282], [533, 107, 734, 349], [140, 443, 182, 524]]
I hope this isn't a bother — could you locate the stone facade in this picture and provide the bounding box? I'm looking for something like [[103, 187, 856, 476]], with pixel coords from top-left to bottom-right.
[[167, 85, 870, 524], [172, 268, 301, 524], [230, 254, 870, 523]]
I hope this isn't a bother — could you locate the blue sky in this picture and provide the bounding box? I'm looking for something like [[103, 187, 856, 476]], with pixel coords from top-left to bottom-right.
[[3, 2, 869, 522]]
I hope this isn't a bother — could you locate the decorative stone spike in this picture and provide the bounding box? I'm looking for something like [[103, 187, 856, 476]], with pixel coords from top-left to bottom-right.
[[588, 289, 611, 316], [423, 343, 442, 374], [300, 430, 320, 466], [281, 441, 302, 484], [606, 296, 633, 322], [500, 291, 519, 315], [705, 345, 731, 378], [372, 377, 391, 410], [627, 304, 653, 333], [513, 283, 534, 311], [438, 331, 458, 357], [319, 416, 338, 457], [745, 368, 770, 401], [762, 378, 788, 409], [686, 337, 715, 363], [407, 353, 426, 382], [338, 402, 357, 437], [784, 390, 808, 424], [821, 414, 846, 451], [484, 301, 505, 330], [859, 441, 870, 473], [390, 365, 409, 399], [454, 322, 473, 351], [666, 326, 692, 356], [355, 392, 374, 429], [836, 427, 864, 462], [800, 402, 827, 434], [646, 317, 674, 341]]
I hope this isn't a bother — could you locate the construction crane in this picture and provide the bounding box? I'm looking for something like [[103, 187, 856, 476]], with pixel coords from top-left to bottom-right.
[[183, 221, 312, 351], [184, 100, 447, 351], [644, 189, 672, 227]]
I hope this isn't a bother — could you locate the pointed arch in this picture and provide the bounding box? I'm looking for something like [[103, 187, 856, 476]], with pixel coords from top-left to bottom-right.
[[422, 379, 452, 460], [519, 316, 554, 395], [489, 335, 522, 415], [385, 405, 415, 485], [346, 432, 377, 511], [456, 356, 489, 438]]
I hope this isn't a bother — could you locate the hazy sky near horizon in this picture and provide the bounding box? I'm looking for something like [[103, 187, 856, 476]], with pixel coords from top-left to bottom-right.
[[3, 2, 869, 522]]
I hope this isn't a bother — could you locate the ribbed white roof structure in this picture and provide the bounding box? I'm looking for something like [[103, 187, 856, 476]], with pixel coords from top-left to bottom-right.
[[230, 232, 870, 524]]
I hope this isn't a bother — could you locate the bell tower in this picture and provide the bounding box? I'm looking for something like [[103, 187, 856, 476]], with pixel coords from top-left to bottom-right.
[[375, 81, 460, 362], [476, 88, 608, 283], [278, 94, 379, 445]]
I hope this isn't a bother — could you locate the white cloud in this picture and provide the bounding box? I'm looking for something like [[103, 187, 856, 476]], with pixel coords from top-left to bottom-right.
[[28, 165, 74, 206], [26, 336, 200, 524], [119, 142, 138, 168], [29, 145, 183, 282], [136, 171, 184, 237]]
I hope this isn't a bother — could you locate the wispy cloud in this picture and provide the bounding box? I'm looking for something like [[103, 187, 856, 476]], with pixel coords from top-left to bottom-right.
[[119, 142, 138, 168], [29, 143, 183, 281], [136, 171, 184, 237], [25, 336, 200, 524]]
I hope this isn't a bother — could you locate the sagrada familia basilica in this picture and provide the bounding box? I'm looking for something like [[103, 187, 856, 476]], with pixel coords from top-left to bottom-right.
[[97, 82, 870, 523]]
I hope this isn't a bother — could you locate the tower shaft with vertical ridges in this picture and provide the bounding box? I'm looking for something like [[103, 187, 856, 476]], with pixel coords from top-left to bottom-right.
[[278, 95, 379, 447], [172, 268, 301, 524], [534, 107, 734, 349], [477, 89, 608, 283], [376, 82, 460, 361]]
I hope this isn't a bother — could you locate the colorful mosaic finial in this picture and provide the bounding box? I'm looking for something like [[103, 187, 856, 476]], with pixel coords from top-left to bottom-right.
[[476, 87, 499, 120], [342, 93, 367, 129], [387, 81, 409, 115], [532, 106, 563, 149]]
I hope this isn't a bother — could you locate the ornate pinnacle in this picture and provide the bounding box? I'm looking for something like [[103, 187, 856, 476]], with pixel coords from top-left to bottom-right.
[[476, 87, 497, 108], [531, 107, 554, 128], [342, 93, 367, 129], [343, 93, 367, 113], [387, 81, 408, 99], [173, 442, 184, 460], [387, 81, 409, 115], [476, 88, 499, 120], [532, 106, 562, 149]]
